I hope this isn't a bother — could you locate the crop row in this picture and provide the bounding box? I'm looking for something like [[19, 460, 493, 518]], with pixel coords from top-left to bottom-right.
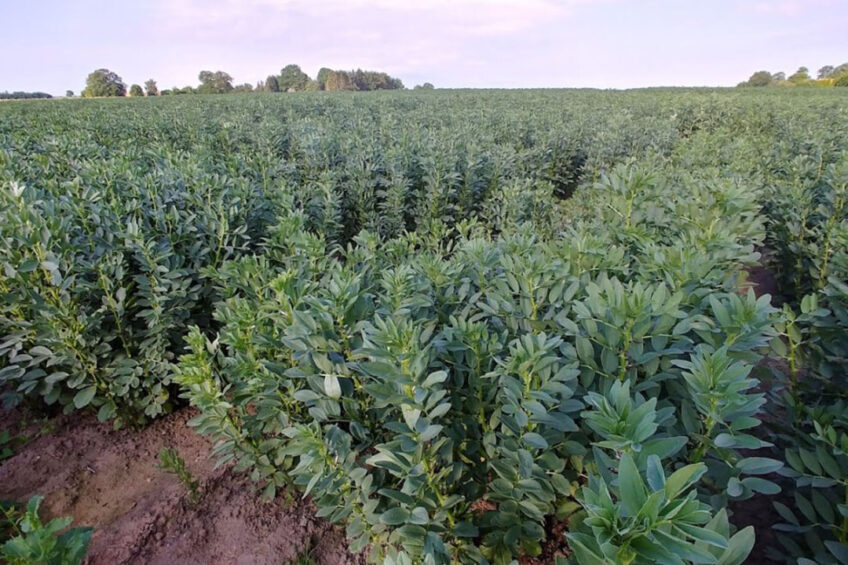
[[1, 89, 847, 563]]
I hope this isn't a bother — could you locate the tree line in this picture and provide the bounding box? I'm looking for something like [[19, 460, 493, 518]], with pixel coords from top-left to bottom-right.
[[78, 64, 432, 98], [738, 62, 848, 87], [0, 91, 53, 100]]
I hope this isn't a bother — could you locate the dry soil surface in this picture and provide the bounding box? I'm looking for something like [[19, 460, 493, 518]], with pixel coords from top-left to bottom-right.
[[0, 407, 362, 565]]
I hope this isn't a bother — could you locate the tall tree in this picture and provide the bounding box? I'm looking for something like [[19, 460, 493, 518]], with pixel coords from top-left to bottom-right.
[[324, 70, 354, 91], [265, 75, 280, 92], [817, 65, 835, 79], [833, 63, 848, 77], [279, 64, 310, 91], [82, 68, 126, 97], [144, 79, 159, 96], [65, 90, 74, 97], [316, 67, 332, 90], [788, 66, 811, 84], [197, 70, 233, 94], [740, 70, 773, 87], [129, 84, 144, 97]]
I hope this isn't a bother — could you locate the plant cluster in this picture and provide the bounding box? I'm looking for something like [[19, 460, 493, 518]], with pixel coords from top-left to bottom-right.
[[2, 88, 848, 563], [177, 163, 777, 563], [0, 495, 91, 565], [157, 447, 202, 504]]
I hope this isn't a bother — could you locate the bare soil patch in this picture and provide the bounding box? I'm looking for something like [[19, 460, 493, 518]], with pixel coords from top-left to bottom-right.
[[0, 407, 361, 565]]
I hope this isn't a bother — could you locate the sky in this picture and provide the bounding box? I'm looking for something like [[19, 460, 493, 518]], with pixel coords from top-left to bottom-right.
[[1, 0, 846, 94]]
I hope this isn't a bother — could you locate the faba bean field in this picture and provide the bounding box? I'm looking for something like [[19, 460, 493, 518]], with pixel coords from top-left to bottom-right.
[[1, 89, 846, 565]]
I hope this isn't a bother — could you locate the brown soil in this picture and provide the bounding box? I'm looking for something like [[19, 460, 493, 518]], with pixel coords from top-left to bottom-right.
[[0, 407, 362, 565], [744, 248, 783, 305]]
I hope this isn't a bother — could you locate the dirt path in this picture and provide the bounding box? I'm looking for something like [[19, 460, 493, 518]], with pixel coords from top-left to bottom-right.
[[0, 408, 362, 565]]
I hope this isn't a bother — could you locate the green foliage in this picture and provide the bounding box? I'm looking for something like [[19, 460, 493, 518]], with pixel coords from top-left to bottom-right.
[[264, 75, 280, 92], [129, 84, 144, 97], [176, 157, 775, 562], [739, 71, 774, 87], [279, 64, 311, 92], [0, 496, 92, 565], [197, 70, 233, 94], [0, 92, 52, 100], [3, 88, 848, 563], [143, 79, 158, 96], [566, 454, 754, 565], [772, 404, 848, 564], [81, 68, 125, 97], [157, 447, 201, 503]]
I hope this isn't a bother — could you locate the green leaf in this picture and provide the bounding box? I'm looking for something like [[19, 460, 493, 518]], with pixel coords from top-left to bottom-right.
[[735, 457, 782, 475], [618, 452, 647, 515], [824, 541, 848, 565], [645, 454, 665, 492], [716, 526, 755, 565], [741, 477, 780, 495], [402, 405, 421, 430], [726, 477, 743, 497], [409, 507, 429, 525], [566, 533, 606, 565], [453, 521, 479, 538], [73, 386, 97, 409], [293, 390, 320, 402], [798, 448, 822, 475], [422, 371, 448, 387], [419, 425, 442, 442], [665, 462, 706, 500], [323, 374, 341, 400], [652, 529, 715, 563], [30, 346, 52, 357], [523, 432, 548, 450], [772, 501, 799, 526], [575, 336, 594, 363], [676, 523, 728, 549], [380, 507, 410, 526]]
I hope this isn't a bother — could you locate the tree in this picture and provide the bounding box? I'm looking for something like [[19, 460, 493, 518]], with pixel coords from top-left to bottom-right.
[[129, 84, 144, 97], [0, 91, 52, 100], [316, 67, 332, 90], [324, 70, 354, 91], [82, 68, 126, 97], [740, 70, 773, 87], [265, 75, 280, 92], [833, 63, 848, 78], [818, 65, 835, 79], [65, 90, 74, 97], [414, 82, 435, 90], [279, 64, 310, 92], [233, 83, 254, 93], [835, 74, 848, 87], [788, 66, 811, 85], [772, 72, 786, 82], [197, 70, 233, 94], [144, 79, 159, 96]]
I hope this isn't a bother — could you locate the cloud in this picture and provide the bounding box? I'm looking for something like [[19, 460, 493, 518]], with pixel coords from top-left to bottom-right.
[[149, 0, 603, 83], [158, 0, 579, 40]]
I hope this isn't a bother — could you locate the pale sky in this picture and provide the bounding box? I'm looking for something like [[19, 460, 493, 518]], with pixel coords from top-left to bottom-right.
[[2, 0, 846, 94]]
